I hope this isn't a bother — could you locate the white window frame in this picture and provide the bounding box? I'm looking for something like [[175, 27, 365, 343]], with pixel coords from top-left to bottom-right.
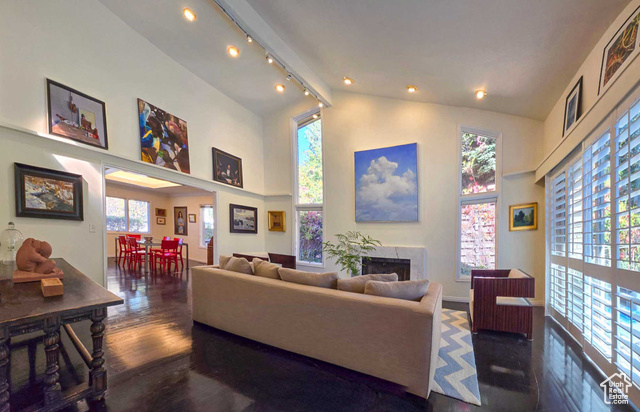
[[106, 196, 151, 234], [456, 125, 502, 281], [292, 108, 325, 267], [199, 204, 214, 248]]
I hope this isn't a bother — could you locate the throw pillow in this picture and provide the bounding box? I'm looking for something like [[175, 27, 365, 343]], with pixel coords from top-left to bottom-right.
[[253, 258, 281, 279], [278, 268, 339, 289], [219, 255, 231, 268], [364, 279, 430, 302], [337, 273, 398, 293], [221, 256, 253, 275]]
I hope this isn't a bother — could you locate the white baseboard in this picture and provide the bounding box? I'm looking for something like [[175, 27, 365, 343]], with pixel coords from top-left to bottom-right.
[[443, 295, 545, 307]]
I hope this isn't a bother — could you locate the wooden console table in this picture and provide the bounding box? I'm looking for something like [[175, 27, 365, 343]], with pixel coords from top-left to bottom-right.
[[0, 259, 123, 412]]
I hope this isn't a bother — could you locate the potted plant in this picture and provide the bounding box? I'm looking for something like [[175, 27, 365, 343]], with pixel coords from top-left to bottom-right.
[[323, 231, 382, 277]]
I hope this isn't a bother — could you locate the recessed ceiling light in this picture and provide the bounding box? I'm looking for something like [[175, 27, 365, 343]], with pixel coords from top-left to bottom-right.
[[246, 35, 253, 43], [475, 90, 487, 99], [275, 84, 285, 93], [343, 77, 354, 85], [266, 54, 273, 64], [183, 8, 196, 22], [407, 85, 417, 93], [227, 46, 239, 57]]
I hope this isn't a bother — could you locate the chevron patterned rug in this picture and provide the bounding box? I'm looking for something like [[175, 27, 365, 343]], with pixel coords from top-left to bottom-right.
[[432, 308, 481, 405]]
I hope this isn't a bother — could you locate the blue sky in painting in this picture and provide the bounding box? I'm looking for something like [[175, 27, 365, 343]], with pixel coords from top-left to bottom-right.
[[355, 143, 418, 222]]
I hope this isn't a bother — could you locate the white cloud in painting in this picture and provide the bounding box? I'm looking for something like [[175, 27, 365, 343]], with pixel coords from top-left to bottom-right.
[[356, 156, 417, 221]]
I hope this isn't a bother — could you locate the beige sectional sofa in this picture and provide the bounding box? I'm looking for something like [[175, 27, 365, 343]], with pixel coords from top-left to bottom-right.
[[192, 266, 443, 398]]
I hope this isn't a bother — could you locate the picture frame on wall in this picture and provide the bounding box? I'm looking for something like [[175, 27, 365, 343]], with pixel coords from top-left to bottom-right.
[[174, 206, 188, 236], [509, 202, 538, 231], [213, 148, 243, 188], [156, 208, 167, 217], [268, 211, 286, 232], [230, 204, 257, 234], [157, 217, 166, 225], [598, 5, 640, 95], [14, 163, 84, 221], [188, 214, 196, 223], [563, 76, 582, 136], [46, 79, 109, 150]]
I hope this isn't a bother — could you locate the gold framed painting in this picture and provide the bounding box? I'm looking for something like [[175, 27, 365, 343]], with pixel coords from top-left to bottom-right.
[[268, 211, 286, 232], [509, 202, 537, 231]]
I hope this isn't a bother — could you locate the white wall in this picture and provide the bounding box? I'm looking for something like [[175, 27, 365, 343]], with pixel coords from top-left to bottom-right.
[[264, 91, 545, 301], [539, 0, 640, 177], [0, 0, 267, 284]]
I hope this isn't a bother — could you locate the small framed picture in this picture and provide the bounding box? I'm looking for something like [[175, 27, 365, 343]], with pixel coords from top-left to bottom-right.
[[46, 79, 108, 150], [15, 163, 84, 221], [157, 217, 166, 225], [268, 211, 286, 232], [230, 204, 257, 234], [188, 214, 196, 223], [563, 76, 582, 136], [174, 206, 188, 236], [213, 147, 243, 188], [509, 203, 538, 231], [156, 208, 167, 217]]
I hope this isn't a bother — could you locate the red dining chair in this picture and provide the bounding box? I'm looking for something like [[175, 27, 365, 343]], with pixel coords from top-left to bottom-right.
[[127, 234, 142, 240], [117, 235, 129, 266], [173, 238, 185, 268], [150, 237, 172, 255], [127, 237, 145, 270], [152, 240, 179, 272]]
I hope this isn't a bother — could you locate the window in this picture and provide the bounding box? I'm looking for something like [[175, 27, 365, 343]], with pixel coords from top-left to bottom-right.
[[584, 277, 612, 359], [616, 287, 640, 384], [200, 205, 214, 247], [550, 263, 566, 315], [568, 158, 583, 260], [106, 196, 150, 233], [457, 128, 500, 280], [294, 112, 323, 265], [584, 131, 611, 267], [551, 172, 567, 257], [567, 268, 583, 329]]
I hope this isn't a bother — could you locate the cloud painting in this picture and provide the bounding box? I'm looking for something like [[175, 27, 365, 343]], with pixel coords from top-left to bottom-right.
[[355, 143, 418, 222]]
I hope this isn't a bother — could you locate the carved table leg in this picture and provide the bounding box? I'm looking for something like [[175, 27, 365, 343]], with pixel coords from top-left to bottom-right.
[[43, 317, 62, 405], [0, 326, 9, 412], [89, 308, 107, 401]]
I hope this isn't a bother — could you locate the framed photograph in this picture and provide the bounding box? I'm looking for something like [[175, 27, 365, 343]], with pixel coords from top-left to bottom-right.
[[157, 217, 166, 225], [354, 143, 418, 222], [509, 202, 538, 231], [46, 79, 108, 150], [563, 76, 582, 136], [188, 214, 196, 223], [138, 98, 190, 174], [599, 6, 640, 95], [174, 206, 188, 236], [156, 208, 167, 217], [230, 204, 257, 234], [213, 147, 243, 188], [14, 163, 84, 221], [268, 211, 286, 232]]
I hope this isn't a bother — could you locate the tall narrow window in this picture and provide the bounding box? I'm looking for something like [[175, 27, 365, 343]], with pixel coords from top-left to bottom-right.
[[551, 172, 566, 257], [584, 131, 611, 267], [200, 205, 214, 247], [457, 128, 500, 280], [128, 200, 150, 233], [568, 158, 583, 260], [106, 196, 126, 232], [294, 112, 323, 265]]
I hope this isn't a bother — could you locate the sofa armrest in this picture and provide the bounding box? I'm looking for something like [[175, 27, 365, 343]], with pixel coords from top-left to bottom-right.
[[473, 277, 535, 301], [470, 269, 510, 286]]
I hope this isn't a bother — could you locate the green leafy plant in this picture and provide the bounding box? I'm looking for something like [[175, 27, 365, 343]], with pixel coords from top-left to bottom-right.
[[323, 231, 382, 277]]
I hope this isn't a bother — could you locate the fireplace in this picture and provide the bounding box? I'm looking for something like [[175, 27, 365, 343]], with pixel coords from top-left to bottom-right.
[[362, 257, 411, 281]]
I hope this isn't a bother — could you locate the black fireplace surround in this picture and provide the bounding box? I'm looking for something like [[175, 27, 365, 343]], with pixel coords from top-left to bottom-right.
[[361, 257, 411, 281]]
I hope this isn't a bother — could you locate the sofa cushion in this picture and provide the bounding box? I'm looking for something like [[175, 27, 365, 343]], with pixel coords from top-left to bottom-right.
[[338, 273, 398, 294], [364, 279, 430, 302], [252, 258, 281, 279], [508, 269, 528, 278], [221, 256, 253, 275], [278, 268, 339, 289]]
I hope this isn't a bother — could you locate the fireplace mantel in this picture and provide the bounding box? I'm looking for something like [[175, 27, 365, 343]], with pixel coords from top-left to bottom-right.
[[366, 246, 427, 280]]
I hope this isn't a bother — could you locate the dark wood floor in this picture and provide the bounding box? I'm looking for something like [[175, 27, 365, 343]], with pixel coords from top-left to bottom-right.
[[7, 259, 634, 411]]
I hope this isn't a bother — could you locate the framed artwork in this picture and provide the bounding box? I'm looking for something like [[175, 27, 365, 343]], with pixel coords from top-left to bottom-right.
[[599, 6, 640, 95], [268, 211, 286, 232], [563, 76, 583, 136], [157, 217, 166, 225], [354, 143, 418, 222], [138, 98, 190, 174], [46, 79, 108, 150], [188, 214, 196, 223], [156, 208, 167, 217], [213, 148, 243, 188], [14, 163, 84, 221], [230, 204, 258, 234], [509, 202, 538, 231], [174, 206, 188, 236]]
